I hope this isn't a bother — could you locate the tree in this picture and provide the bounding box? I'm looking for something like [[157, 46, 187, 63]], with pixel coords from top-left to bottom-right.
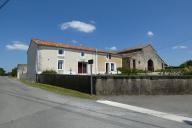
[[0, 68, 5, 76], [180, 60, 192, 68], [11, 67, 17, 77]]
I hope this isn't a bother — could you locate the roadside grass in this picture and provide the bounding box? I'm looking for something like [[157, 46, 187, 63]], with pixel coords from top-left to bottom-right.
[[21, 80, 97, 99]]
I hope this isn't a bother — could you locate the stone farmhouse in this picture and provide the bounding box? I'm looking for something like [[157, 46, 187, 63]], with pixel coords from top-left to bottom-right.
[[17, 64, 27, 80], [27, 38, 166, 80], [118, 44, 166, 72]]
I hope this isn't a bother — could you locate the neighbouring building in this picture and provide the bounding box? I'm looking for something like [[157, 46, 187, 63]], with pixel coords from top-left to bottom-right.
[[17, 64, 27, 80], [27, 39, 122, 80], [117, 44, 166, 71]]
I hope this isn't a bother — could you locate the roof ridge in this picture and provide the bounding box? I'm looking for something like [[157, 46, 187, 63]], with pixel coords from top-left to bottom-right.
[[31, 38, 121, 56], [32, 38, 96, 50], [117, 43, 151, 53]]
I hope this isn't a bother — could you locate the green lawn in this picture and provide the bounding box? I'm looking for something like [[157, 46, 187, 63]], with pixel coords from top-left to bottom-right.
[[21, 80, 97, 99]]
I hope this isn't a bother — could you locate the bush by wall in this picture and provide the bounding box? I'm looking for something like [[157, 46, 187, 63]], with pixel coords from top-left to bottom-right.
[[41, 70, 57, 74], [117, 67, 146, 75]]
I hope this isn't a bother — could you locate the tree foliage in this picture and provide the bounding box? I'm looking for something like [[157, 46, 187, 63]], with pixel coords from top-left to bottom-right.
[[117, 67, 145, 75], [11, 67, 17, 77], [0, 68, 5, 76], [42, 70, 57, 74], [180, 60, 192, 68]]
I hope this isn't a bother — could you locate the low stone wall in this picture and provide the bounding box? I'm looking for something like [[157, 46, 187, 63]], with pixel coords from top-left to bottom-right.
[[95, 75, 192, 95], [36, 74, 192, 95], [37, 74, 93, 94]]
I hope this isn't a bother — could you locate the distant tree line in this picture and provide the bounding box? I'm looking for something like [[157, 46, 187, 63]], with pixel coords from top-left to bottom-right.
[[0, 68, 5, 76], [158, 60, 192, 75], [0, 67, 17, 77]]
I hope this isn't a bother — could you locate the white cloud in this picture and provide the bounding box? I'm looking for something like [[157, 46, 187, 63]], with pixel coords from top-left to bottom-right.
[[172, 45, 188, 50], [60, 20, 96, 33], [6, 41, 28, 51], [71, 40, 78, 44], [147, 31, 154, 37], [90, 20, 96, 24], [106, 46, 117, 51]]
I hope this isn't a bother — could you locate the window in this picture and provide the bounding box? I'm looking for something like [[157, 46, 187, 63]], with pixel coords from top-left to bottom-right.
[[81, 52, 85, 57], [133, 59, 136, 69], [106, 53, 111, 59], [111, 63, 115, 71], [58, 60, 64, 69], [127, 58, 131, 69], [105, 63, 110, 74], [78, 62, 87, 74], [58, 49, 64, 56]]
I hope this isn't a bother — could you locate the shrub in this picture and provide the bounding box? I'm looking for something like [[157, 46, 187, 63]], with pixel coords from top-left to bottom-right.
[[180, 60, 192, 68], [156, 67, 182, 75], [117, 67, 145, 75], [0, 68, 5, 76], [11, 67, 17, 77], [41, 70, 57, 74]]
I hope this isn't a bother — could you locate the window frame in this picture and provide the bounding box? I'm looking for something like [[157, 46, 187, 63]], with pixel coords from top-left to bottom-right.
[[106, 53, 112, 59], [111, 63, 115, 71], [57, 59, 64, 70], [58, 49, 65, 56], [80, 52, 85, 57]]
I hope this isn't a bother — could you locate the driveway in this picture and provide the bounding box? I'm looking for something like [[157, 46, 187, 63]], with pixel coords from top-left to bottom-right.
[[0, 76, 191, 128]]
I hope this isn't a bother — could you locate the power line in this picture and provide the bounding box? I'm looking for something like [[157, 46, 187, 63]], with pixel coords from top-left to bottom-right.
[[0, 0, 10, 10]]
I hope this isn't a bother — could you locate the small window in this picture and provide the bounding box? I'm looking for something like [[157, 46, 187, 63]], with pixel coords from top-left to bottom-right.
[[162, 63, 164, 69], [133, 59, 136, 69], [58, 49, 64, 55], [81, 52, 85, 57], [107, 53, 111, 59], [111, 63, 115, 71], [58, 60, 64, 69]]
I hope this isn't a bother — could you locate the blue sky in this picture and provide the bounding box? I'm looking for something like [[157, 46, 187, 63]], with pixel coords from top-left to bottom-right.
[[0, 0, 192, 71]]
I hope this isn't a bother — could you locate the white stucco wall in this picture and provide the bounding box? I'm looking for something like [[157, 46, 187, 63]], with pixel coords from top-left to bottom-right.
[[27, 42, 38, 80], [38, 46, 97, 75]]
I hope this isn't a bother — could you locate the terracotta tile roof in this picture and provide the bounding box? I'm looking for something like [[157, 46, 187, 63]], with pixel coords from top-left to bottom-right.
[[31, 38, 122, 57], [32, 38, 96, 52]]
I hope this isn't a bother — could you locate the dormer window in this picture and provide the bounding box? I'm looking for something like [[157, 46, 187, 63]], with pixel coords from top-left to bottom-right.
[[58, 49, 64, 56], [106, 53, 111, 59]]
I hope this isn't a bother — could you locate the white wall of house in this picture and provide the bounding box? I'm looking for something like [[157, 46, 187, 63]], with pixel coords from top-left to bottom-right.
[[27, 42, 38, 80], [38, 46, 97, 75]]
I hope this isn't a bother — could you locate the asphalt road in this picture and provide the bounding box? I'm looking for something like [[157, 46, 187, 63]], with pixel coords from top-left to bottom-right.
[[0, 76, 191, 128], [104, 95, 192, 117]]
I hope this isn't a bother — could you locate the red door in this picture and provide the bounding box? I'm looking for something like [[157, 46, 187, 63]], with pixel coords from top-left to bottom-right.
[[78, 62, 87, 74]]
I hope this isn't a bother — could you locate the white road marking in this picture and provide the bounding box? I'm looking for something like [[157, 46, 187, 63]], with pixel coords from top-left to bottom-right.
[[97, 100, 192, 123]]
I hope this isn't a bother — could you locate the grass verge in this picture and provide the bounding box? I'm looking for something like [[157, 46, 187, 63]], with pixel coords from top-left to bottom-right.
[[21, 80, 97, 99]]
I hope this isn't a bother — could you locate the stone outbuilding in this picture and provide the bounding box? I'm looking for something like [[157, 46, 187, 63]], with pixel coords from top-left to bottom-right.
[[17, 64, 27, 80], [117, 44, 166, 71]]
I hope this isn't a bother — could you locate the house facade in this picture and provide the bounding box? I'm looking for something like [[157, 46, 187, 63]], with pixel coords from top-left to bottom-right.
[[118, 44, 166, 71], [27, 39, 122, 80], [27, 38, 166, 80]]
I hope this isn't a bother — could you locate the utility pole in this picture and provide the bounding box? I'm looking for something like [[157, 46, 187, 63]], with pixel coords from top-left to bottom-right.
[[88, 59, 93, 95]]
